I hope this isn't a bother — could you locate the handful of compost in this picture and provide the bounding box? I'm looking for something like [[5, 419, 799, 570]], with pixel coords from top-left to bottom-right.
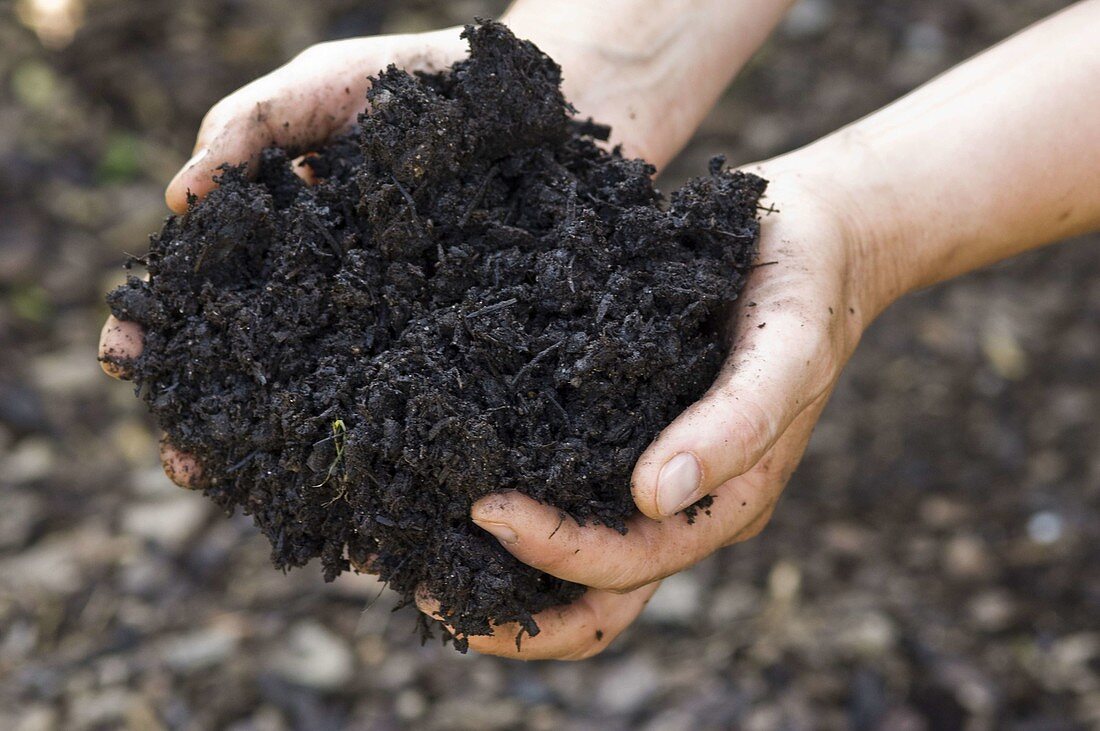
[[107, 21, 765, 650]]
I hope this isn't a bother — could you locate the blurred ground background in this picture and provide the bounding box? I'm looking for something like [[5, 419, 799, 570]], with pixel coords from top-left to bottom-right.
[[1, 0, 1097, 729]]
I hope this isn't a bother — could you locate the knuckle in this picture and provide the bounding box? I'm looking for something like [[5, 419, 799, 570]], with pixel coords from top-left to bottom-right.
[[592, 533, 660, 592], [527, 540, 577, 577], [726, 506, 776, 546], [293, 41, 333, 64], [604, 579, 646, 595], [196, 99, 233, 142], [706, 394, 775, 469], [562, 641, 609, 661]]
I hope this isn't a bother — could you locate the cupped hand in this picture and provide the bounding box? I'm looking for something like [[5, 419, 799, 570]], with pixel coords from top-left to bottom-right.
[[436, 167, 889, 659], [98, 27, 488, 487]]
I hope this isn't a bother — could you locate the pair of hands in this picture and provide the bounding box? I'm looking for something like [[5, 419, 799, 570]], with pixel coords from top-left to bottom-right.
[[99, 27, 881, 660]]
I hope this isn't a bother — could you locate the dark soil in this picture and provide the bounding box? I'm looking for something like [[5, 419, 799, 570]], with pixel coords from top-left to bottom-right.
[[106, 21, 765, 648]]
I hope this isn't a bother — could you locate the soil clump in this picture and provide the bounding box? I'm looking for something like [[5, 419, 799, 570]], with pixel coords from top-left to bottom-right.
[[108, 21, 766, 648]]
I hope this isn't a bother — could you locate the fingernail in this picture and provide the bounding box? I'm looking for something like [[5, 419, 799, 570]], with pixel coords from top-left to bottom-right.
[[474, 520, 519, 545], [656, 452, 702, 516]]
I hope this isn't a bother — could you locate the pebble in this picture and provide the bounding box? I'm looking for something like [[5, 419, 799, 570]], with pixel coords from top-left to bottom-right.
[[919, 496, 970, 528], [224, 706, 287, 731], [14, 705, 58, 731], [1027, 511, 1064, 545], [595, 655, 661, 715], [767, 560, 802, 603], [121, 496, 208, 551], [130, 466, 181, 498], [267, 622, 354, 691], [364, 647, 416, 689], [980, 321, 1027, 381], [68, 687, 134, 731], [708, 584, 760, 625], [394, 689, 427, 722], [1, 437, 55, 484], [642, 709, 697, 731], [835, 611, 897, 656], [903, 21, 948, 58], [968, 590, 1016, 632], [943, 534, 994, 579], [163, 626, 241, 672], [642, 572, 701, 624], [782, 0, 834, 39], [0, 490, 40, 550], [0, 538, 81, 594], [32, 348, 103, 395], [426, 697, 522, 730]]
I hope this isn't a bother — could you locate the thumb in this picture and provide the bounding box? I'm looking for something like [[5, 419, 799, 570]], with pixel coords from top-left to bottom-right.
[[165, 51, 363, 213], [631, 307, 838, 519], [164, 30, 467, 213]]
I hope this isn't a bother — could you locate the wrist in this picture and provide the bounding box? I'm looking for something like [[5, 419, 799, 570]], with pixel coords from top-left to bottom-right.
[[501, 0, 796, 170], [500, 2, 678, 165], [750, 139, 914, 332]]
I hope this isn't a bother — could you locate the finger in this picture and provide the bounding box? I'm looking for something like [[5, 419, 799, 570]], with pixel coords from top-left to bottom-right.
[[165, 31, 465, 213], [166, 50, 367, 212], [471, 475, 770, 592], [160, 438, 204, 490], [416, 583, 658, 661], [291, 153, 319, 185], [632, 269, 843, 519], [348, 553, 379, 575], [98, 315, 144, 380]]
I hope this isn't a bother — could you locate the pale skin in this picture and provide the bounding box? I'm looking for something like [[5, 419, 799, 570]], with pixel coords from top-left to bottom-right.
[[99, 1, 1100, 659]]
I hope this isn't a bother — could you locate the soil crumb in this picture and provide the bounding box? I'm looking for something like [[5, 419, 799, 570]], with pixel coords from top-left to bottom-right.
[[108, 21, 766, 650]]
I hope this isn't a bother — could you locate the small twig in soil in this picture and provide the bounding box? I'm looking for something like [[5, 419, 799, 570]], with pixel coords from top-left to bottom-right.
[[564, 180, 577, 228], [541, 389, 570, 426], [595, 293, 614, 324], [308, 213, 343, 258], [465, 298, 518, 320], [510, 340, 564, 387], [226, 450, 259, 473], [391, 175, 427, 239], [458, 165, 498, 227]]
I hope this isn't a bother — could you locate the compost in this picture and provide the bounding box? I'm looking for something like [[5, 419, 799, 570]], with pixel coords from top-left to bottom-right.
[[107, 20, 766, 649]]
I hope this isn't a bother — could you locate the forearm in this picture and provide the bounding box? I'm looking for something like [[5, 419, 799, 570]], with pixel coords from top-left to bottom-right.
[[763, 0, 1100, 318], [503, 0, 796, 168]]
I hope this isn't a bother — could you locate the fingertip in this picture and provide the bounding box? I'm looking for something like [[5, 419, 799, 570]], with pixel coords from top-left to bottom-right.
[[413, 586, 440, 616], [348, 553, 379, 575], [630, 435, 682, 520], [159, 439, 205, 489], [292, 153, 320, 185], [98, 315, 144, 380], [165, 149, 211, 214], [470, 490, 524, 523]]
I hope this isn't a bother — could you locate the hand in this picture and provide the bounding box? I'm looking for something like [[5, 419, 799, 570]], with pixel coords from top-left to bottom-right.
[[98, 26, 495, 485], [435, 168, 886, 659], [433, 0, 1100, 658]]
